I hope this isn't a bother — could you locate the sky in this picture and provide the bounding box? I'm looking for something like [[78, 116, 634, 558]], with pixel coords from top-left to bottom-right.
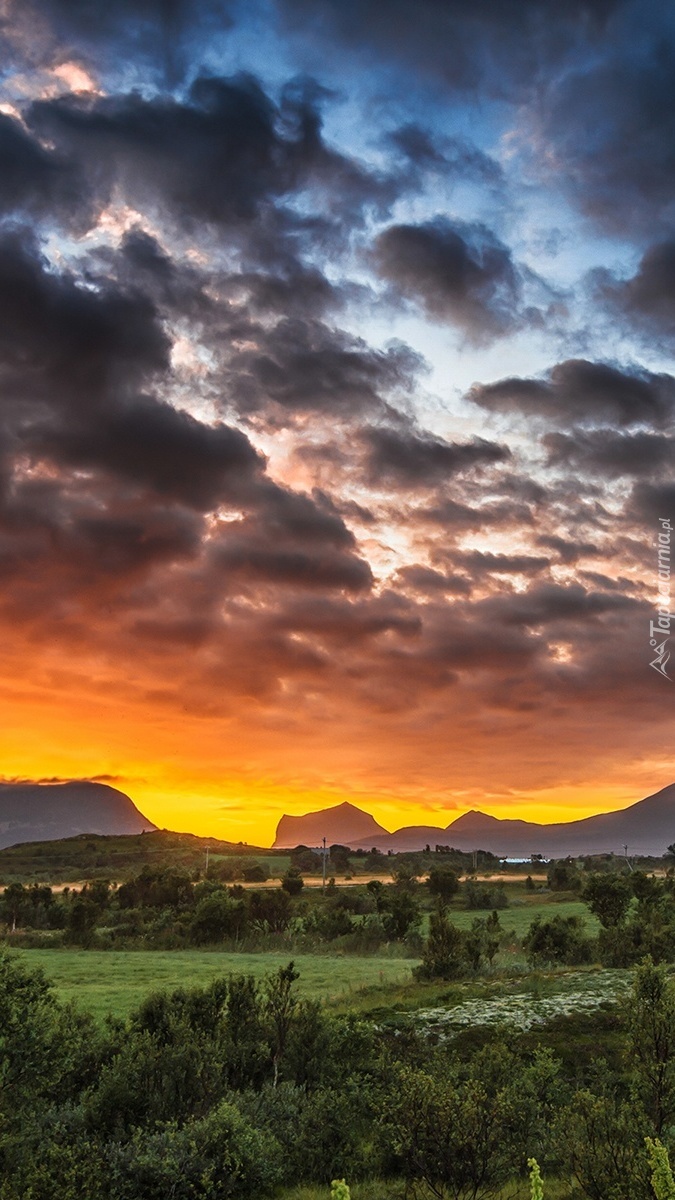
[[0, 0, 674, 846]]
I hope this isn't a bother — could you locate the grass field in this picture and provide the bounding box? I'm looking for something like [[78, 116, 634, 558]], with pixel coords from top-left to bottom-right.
[[16, 949, 416, 1020], [11, 896, 600, 1020], [447, 898, 600, 938]]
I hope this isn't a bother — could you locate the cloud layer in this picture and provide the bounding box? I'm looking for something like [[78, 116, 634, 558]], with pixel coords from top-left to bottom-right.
[[0, 0, 672, 839]]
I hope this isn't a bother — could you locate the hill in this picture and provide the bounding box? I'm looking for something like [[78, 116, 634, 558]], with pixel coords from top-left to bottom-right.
[[0, 829, 277, 884], [273, 800, 388, 848], [275, 784, 675, 857], [0, 781, 156, 850]]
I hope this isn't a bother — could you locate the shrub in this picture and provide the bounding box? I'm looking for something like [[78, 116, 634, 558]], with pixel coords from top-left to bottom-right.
[[523, 915, 594, 966], [415, 907, 468, 980]]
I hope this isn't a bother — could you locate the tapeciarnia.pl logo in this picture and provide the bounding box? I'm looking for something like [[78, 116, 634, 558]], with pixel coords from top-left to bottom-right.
[[650, 517, 673, 680]]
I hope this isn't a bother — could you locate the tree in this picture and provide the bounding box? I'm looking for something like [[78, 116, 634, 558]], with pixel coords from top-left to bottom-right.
[[189, 891, 247, 944], [582, 873, 633, 928], [281, 867, 304, 897], [0, 882, 28, 932], [107, 1100, 282, 1200], [66, 896, 99, 947], [464, 882, 508, 910], [240, 859, 269, 883], [646, 1139, 675, 1200], [427, 867, 459, 905], [379, 889, 420, 940], [415, 907, 467, 980], [554, 1079, 652, 1200], [249, 889, 292, 934], [547, 860, 582, 892], [329, 845, 352, 874], [627, 959, 675, 1136], [391, 862, 419, 892], [465, 912, 502, 971], [265, 962, 300, 1088]]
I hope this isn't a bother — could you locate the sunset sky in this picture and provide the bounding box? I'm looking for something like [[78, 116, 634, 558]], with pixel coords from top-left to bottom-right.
[[1, 0, 674, 846]]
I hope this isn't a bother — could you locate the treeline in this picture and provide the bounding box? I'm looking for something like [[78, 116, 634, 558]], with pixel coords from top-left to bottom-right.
[[0, 867, 427, 951], [2, 949, 675, 1200], [0, 858, 514, 952]]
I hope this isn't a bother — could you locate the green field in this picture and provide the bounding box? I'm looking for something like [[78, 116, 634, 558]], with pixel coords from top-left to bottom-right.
[[17, 949, 416, 1020], [447, 898, 600, 938]]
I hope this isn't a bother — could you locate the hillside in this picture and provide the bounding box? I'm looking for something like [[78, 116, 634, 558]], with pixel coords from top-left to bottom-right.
[[0, 828, 276, 883], [0, 781, 156, 850], [276, 784, 675, 857]]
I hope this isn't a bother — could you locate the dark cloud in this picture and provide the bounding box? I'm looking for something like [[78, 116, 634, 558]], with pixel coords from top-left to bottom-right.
[[536, 534, 599, 563], [277, 0, 621, 94], [469, 359, 675, 428], [592, 241, 675, 343], [374, 217, 522, 342], [0, 226, 270, 511], [211, 541, 373, 592], [478, 581, 639, 629], [46, 401, 265, 509], [544, 428, 675, 476], [0, 225, 169, 419], [630, 481, 675, 523], [210, 489, 374, 592], [222, 318, 422, 423], [27, 73, 395, 238], [394, 565, 472, 597], [539, 13, 675, 235], [386, 124, 504, 191], [0, 112, 89, 230], [363, 426, 510, 486], [419, 496, 531, 530], [8, 0, 236, 85], [453, 549, 551, 575]]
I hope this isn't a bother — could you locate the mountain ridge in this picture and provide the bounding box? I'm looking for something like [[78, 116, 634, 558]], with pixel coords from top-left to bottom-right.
[[273, 784, 675, 857]]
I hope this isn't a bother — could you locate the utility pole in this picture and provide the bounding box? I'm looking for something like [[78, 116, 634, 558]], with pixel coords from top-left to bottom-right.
[[322, 836, 327, 893], [472, 848, 477, 873], [205, 846, 210, 878]]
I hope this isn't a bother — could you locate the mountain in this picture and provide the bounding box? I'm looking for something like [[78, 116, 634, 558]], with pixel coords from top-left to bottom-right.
[[275, 784, 675, 857], [0, 781, 157, 849], [273, 800, 388, 849]]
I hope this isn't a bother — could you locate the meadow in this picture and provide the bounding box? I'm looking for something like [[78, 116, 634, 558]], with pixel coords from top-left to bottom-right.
[[16, 948, 416, 1020], [7, 889, 600, 1020]]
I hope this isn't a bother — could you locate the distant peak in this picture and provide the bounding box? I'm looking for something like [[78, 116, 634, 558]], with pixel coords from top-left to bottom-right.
[[447, 809, 500, 829]]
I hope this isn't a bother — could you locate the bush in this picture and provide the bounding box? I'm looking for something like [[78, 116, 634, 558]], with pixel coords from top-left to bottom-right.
[[547, 860, 583, 892], [523, 915, 594, 966], [107, 1102, 282, 1200], [464, 881, 508, 910]]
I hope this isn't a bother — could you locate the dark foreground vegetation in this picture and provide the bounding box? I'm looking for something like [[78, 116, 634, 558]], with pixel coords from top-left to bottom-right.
[[3, 947, 675, 1200]]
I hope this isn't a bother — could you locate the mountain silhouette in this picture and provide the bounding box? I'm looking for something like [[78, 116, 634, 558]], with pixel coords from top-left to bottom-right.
[[0, 781, 156, 849], [274, 784, 675, 857], [273, 800, 387, 849]]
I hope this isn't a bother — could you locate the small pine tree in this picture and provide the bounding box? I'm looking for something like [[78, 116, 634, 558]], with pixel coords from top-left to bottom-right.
[[414, 904, 467, 980]]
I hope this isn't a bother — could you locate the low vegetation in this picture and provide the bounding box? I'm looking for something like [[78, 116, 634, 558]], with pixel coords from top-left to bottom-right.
[[2, 948, 675, 1199], [3, 838, 675, 1197]]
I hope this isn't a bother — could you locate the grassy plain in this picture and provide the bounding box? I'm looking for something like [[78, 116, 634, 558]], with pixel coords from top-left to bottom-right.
[[446, 897, 599, 938], [16, 948, 415, 1020], [11, 889, 601, 1021]]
